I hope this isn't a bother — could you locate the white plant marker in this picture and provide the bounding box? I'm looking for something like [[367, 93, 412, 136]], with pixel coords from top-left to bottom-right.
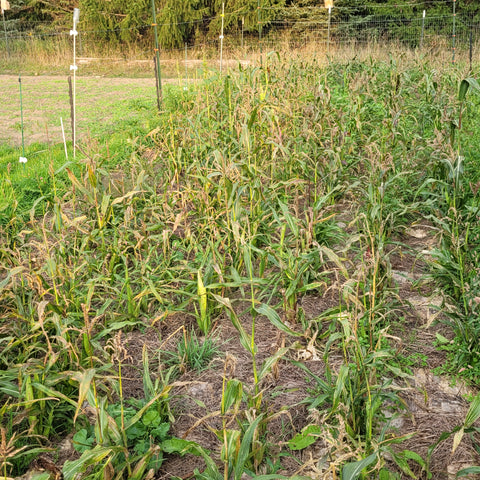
[[70, 8, 79, 159], [18, 75, 27, 167], [219, 3, 225, 74]]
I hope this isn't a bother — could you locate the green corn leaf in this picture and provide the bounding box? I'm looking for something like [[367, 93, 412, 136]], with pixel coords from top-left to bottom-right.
[[288, 424, 322, 450], [187, 443, 220, 473], [289, 360, 331, 393], [222, 379, 243, 415], [464, 393, 480, 429], [456, 467, 480, 477], [401, 450, 427, 470], [255, 303, 302, 337], [389, 449, 418, 478], [0, 377, 19, 397], [297, 281, 327, 293], [278, 201, 299, 238], [213, 294, 253, 353], [247, 106, 258, 130], [342, 453, 377, 480], [453, 394, 480, 453], [93, 320, 139, 339], [258, 347, 290, 380], [142, 345, 155, 400], [62, 445, 114, 480], [332, 364, 349, 412], [31, 382, 77, 408], [146, 278, 165, 304], [221, 429, 241, 463], [234, 414, 264, 480], [459, 78, 480, 102]]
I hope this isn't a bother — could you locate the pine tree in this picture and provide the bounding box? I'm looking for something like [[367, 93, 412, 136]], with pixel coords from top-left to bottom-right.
[[157, 0, 208, 48], [207, 0, 286, 36]]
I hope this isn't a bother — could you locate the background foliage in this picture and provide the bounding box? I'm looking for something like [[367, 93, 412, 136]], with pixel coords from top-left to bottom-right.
[[3, 0, 480, 48]]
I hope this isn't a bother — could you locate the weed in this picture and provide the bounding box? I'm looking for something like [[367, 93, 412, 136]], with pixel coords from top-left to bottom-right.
[[162, 330, 222, 373]]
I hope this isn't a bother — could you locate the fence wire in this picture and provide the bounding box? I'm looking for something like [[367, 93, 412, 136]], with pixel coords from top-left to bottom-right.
[[1, 11, 479, 55]]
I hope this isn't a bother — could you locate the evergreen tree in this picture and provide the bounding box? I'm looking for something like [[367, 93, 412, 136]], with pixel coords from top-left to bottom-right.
[[207, 0, 286, 37], [157, 0, 208, 48], [6, 0, 480, 48], [5, 0, 76, 25]]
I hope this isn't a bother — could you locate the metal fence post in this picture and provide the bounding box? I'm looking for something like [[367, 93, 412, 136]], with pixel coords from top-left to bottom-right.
[[452, 0, 456, 64], [70, 8, 79, 159], [327, 6, 332, 52], [150, 0, 162, 109], [258, 0, 263, 62]]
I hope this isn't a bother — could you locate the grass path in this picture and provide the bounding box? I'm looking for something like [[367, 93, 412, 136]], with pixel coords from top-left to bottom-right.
[[0, 75, 187, 148]]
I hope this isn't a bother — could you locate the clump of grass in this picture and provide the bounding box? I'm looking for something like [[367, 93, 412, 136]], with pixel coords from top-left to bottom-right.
[[162, 330, 222, 373]]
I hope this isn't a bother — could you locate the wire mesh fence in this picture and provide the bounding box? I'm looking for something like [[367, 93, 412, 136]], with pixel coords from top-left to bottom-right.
[[1, 10, 479, 63]]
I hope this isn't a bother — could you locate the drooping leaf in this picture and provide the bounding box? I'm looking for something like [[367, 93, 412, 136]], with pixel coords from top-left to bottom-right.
[[255, 303, 302, 337], [258, 347, 290, 380], [0, 266, 24, 291], [213, 294, 253, 353], [62, 445, 114, 480], [70, 369, 96, 423], [459, 78, 480, 102]]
